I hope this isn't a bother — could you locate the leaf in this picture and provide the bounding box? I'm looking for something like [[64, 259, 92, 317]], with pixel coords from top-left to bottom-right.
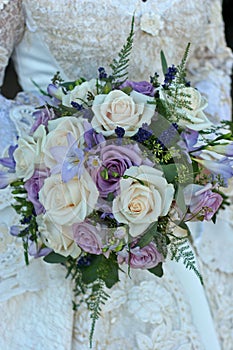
[[137, 222, 158, 248], [102, 82, 112, 94], [100, 168, 109, 180], [161, 163, 178, 183], [79, 255, 101, 284], [101, 254, 119, 288], [148, 262, 164, 278], [79, 254, 119, 288], [160, 50, 168, 76], [43, 252, 69, 264]]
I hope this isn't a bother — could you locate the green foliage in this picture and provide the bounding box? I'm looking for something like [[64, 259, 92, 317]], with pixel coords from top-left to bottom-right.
[[175, 42, 191, 85], [43, 252, 69, 264], [148, 262, 164, 278], [169, 234, 203, 285], [64, 256, 112, 348], [79, 254, 119, 288], [138, 222, 158, 248], [160, 50, 168, 76], [109, 16, 135, 83], [87, 279, 110, 348]]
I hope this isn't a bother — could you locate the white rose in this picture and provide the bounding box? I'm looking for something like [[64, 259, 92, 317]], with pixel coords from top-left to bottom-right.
[[160, 86, 212, 131], [37, 214, 81, 257], [43, 117, 85, 169], [39, 170, 98, 226], [91, 90, 155, 136], [112, 165, 174, 237], [61, 79, 97, 107], [14, 135, 37, 180]]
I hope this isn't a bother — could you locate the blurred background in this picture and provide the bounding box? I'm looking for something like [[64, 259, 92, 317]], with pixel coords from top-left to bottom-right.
[[1, 0, 233, 104]]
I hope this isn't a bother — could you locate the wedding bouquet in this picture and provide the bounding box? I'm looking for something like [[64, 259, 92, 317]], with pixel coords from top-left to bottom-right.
[[1, 18, 233, 346]]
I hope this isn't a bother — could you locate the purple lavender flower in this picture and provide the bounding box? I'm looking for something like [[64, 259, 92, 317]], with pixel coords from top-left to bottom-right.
[[24, 168, 49, 215], [120, 80, 155, 96], [71, 101, 84, 111], [30, 106, 55, 133], [132, 123, 153, 143], [163, 65, 177, 89], [115, 126, 125, 138], [98, 67, 107, 79]]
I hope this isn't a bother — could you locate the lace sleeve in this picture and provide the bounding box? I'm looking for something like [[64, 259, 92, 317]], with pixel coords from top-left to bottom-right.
[[0, 0, 24, 87]]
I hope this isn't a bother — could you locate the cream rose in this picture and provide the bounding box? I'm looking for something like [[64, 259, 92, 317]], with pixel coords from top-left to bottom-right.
[[43, 117, 85, 169], [91, 90, 155, 136], [61, 79, 97, 107], [14, 135, 37, 181], [160, 86, 212, 131], [37, 214, 81, 257], [39, 170, 98, 226], [112, 165, 174, 237]]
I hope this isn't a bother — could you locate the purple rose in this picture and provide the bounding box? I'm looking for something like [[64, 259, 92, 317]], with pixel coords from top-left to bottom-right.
[[117, 242, 163, 269], [73, 222, 103, 255], [24, 168, 50, 215], [184, 184, 223, 221], [120, 80, 155, 97], [90, 143, 148, 198]]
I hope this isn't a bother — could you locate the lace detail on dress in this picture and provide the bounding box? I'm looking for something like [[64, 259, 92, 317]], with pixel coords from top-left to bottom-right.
[[20, 0, 232, 121], [0, 0, 24, 85], [72, 267, 205, 349], [21, 0, 225, 80], [0, 93, 40, 300], [194, 259, 233, 350], [0, 0, 10, 10]]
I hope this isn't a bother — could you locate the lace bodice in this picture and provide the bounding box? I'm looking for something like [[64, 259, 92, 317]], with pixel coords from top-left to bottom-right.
[[0, 1, 233, 349], [0, 0, 232, 121]]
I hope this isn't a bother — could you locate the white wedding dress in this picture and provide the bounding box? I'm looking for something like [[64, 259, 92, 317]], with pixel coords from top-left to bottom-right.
[[0, 1, 233, 349]]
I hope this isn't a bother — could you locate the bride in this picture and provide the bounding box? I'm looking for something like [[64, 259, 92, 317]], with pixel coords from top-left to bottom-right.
[[0, 1, 232, 349]]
